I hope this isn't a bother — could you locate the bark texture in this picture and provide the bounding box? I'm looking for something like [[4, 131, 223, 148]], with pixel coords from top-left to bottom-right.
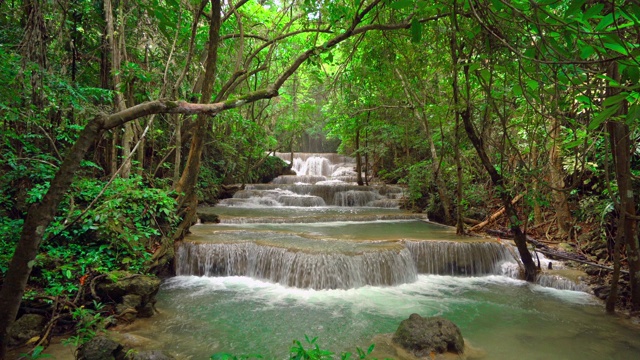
[[607, 121, 640, 311]]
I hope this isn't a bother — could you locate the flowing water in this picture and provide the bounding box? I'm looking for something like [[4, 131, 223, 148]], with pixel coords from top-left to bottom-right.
[[128, 153, 640, 359]]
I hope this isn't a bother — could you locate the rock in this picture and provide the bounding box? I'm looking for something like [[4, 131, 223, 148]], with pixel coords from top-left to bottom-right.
[[136, 302, 155, 318], [393, 314, 464, 357], [593, 285, 611, 300], [97, 272, 160, 323], [126, 350, 175, 360], [198, 212, 220, 224], [7, 313, 46, 347], [122, 294, 143, 309], [97, 272, 161, 304], [76, 336, 125, 360]]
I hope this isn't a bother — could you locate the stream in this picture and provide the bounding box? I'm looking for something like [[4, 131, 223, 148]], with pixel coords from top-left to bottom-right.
[[123, 153, 640, 359]]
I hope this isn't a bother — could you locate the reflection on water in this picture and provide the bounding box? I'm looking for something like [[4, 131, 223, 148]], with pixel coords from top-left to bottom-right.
[[126, 275, 640, 360]]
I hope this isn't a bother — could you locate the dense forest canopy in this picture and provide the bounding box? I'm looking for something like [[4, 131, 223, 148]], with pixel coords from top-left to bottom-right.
[[0, 0, 639, 357]]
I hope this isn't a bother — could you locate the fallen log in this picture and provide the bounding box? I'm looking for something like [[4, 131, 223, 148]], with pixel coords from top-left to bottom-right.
[[463, 217, 481, 225], [469, 193, 524, 232]]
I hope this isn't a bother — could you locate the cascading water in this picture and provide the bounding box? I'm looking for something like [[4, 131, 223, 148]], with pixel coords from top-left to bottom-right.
[[130, 153, 640, 359], [176, 241, 418, 289]]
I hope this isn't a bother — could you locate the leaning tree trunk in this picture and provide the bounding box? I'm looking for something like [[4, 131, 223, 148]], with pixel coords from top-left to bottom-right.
[[460, 106, 537, 281]]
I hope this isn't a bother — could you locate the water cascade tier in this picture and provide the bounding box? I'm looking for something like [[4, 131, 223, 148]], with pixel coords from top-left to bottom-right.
[[177, 225, 515, 289]]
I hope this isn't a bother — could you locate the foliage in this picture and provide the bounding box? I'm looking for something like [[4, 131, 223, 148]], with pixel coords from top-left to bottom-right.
[[210, 336, 376, 360], [247, 156, 289, 184], [0, 173, 178, 297], [62, 301, 113, 347], [18, 345, 52, 360]]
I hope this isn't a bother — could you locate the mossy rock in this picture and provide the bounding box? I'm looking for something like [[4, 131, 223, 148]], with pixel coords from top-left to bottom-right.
[[77, 336, 124, 360], [97, 272, 160, 306], [393, 314, 464, 357], [7, 313, 46, 347]]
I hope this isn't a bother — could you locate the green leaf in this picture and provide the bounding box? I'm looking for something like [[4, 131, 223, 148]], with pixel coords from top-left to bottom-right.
[[582, 3, 604, 20], [603, 42, 629, 55], [410, 18, 422, 43], [479, 69, 491, 82], [580, 46, 595, 60], [627, 104, 640, 124], [602, 92, 628, 107], [527, 79, 539, 90], [589, 104, 621, 130], [389, 0, 413, 10], [513, 84, 523, 96], [595, 13, 614, 31], [624, 65, 640, 84], [565, 0, 586, 17], [564, 139, 584, 149], [576, 95, 592, 105]]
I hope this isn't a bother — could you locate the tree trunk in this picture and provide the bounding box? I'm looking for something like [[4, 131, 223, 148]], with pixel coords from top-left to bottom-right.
[[21, 0, 47, 107], [548, 117, 572, 237], [174, 0, 223, 223], [355, 126, 364, 186], [173, 114, 182, 183], [461, 106, 537, 281], [449, 7, 465, 234], [607, 120, 640, 311], [530, 144, 544, 225], [606, 211, 624, 313], [104, 0, 130, 177]]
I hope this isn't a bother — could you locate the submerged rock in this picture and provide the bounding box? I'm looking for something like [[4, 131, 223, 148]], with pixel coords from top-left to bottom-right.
[[198, 212, 220, 224], [393, 314, 464, 357]]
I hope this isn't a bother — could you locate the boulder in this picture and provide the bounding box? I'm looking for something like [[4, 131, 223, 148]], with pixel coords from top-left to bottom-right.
[[97, 272, 161, 303], [7, 313, 46, 347], [97, 272, 160, 322], [76, 336, 125, 360], [393, 314, 464, 357]]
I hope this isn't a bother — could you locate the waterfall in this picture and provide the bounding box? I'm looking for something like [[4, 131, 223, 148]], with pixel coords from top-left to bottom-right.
[[176, 238, 523, 289], [404, 240, 514, 276], [193, 153, 587, 293], [176, 242, 418, 290]]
